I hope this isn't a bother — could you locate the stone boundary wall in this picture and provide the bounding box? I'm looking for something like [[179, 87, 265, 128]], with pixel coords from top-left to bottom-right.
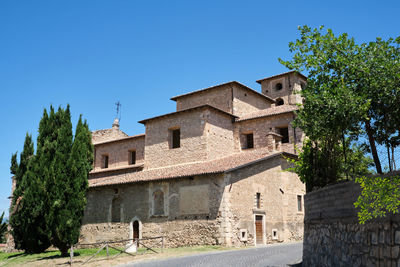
[[303, 179, 400, 266]]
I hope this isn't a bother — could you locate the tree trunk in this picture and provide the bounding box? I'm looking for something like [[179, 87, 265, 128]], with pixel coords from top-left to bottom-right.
[[365, 120, 383, 174]]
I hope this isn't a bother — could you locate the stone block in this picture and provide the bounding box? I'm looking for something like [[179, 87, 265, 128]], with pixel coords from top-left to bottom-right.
[[395, 231, 400, 245], [371, 232, 378, 245], [393, 246, 400, 259]]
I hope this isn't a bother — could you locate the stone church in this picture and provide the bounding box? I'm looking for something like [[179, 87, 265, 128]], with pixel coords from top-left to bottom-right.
[[81, 71, 307, 247]]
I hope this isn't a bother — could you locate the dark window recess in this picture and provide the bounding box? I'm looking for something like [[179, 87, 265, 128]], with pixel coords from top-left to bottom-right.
[[102, 155, 109, 168], [275, 83, 283, 90], [129, 150, 136, 165], [297, 195, 302, 212], [276, 98, 284, 106], [111, 197, 121, 222], [172, 129, 180, 148], [245, 133, 254, 149], [279, 128, 289, 143], [256, 192, 261, 209]]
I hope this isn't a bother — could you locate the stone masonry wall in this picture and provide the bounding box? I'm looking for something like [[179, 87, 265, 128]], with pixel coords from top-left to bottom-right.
[[260, 73, 305, 105], [234, 113, 301, 153], [303, 180, 400, 266], [94, 136, 145, 171], [227, 156, 305, 246], [143, 109, 208, 169], [81, 174, 226, 248]]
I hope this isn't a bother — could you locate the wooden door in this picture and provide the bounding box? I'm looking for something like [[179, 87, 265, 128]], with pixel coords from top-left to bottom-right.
[[133, 221, 139, 239], [255, 215, 263, 245]]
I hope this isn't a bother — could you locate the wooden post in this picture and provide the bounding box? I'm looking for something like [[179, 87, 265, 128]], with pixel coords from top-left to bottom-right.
[[106, 242, 109, 258], [69, 245, 73, 266], [161, 236, 164, 253]]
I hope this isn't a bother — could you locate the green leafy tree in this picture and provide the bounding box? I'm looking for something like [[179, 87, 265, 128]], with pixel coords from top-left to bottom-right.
[[0, 212, 7, 243], [281, 26, 400, 222]]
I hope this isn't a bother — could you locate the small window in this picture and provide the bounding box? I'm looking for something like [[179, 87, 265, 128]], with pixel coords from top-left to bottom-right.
[[240, 229, 248, 241], [129, 150, 136, 165], [272, 229, 278, 240], [300, 82, 306, 90], [278, 127, 289, 143], [171, 128, 180, 149], [256, 192, 261, 209], [102, 155, 109, 169], [276, 98, 284, 106], [275, 83, 283, 90], [297, 195, 302, 212], [243, 133, 254, 149]]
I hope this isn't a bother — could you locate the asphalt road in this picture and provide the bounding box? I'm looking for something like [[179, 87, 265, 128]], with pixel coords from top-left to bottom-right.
[[120, 242, 302, 267]]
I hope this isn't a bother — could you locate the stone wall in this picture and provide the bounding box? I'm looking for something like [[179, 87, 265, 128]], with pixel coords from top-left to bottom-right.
[[227, 156, 305, 246], [303, 180, 400, 266], [93, 136, 145, 171]]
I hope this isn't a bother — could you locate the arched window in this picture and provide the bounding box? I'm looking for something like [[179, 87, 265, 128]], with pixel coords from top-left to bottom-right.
[[111, 197, 121, 222], [275, 83, 283, 90], [153, 190, 164, 215], [276, 98, 284, 106]]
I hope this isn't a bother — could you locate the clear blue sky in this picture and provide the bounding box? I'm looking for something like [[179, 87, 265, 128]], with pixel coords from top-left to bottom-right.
[[1, 0, 399, 216]]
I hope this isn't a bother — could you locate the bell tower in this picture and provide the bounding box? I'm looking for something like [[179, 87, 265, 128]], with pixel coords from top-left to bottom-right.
[[256, 71, 307, 106]]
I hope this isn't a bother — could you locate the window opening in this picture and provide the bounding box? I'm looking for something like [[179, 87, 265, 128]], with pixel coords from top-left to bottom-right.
[[102, 155, 109, 169], [275, 83, 283, 90], [129, 150, 136, 165], [171, 128, 180, 149], [297, 195, 302, 212], [256, 192, 261, 209], [278, 127, 289, 143], [243, 133, 254, 149], [276, 98, 284, 106]]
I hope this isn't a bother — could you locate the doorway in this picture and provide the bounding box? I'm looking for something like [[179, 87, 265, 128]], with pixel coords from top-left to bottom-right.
[[255, 215, 264, 245], [133, 220, 139, 239]]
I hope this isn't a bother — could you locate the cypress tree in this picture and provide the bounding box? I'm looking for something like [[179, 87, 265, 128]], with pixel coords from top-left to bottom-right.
[[9, 105, 93, 255]]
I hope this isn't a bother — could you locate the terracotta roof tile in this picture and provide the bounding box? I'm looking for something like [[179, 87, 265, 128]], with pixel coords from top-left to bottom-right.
[[256, 71, 307, 84], [138, 105, 237, 124], [88, 149, 295, 188], [94, 134, 145, 146], [170, 81, 275, 103], [236, 105, 298, 122]]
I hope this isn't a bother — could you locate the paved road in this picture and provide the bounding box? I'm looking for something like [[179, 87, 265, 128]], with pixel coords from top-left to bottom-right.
[[120, 242, 302, 267]]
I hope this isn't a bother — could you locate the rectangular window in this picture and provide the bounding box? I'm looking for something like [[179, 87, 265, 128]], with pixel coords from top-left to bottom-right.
[[297, 195, 302, 212], [256, 192, 261, 209], [278, 127, 289, 143], [129, 150, 136, 165], [171, 128, 180, 149], [102, 155, 109, 169], [242, 133, 254, 149]]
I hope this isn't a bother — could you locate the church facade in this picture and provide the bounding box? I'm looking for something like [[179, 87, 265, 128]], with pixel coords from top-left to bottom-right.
[[81, 71, 307, 247]]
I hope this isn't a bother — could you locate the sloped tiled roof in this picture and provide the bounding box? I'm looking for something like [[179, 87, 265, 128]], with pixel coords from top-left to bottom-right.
[[236, 105, 298, 122], [88, 149, 296, 188], [170, 81, 275, 103], [138, 105, 237, 124], [256, 71, 307, 84], [94, 134, 145, 146]]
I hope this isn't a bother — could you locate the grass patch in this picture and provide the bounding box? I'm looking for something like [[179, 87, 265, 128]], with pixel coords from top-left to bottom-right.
[[0, 245, 231, 266]]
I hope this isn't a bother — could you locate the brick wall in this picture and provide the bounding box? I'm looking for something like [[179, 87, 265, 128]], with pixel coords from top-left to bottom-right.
[[303, 179, 400, 266]]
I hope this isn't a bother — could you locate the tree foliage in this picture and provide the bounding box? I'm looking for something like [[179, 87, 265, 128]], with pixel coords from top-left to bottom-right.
[[280, 26, 400, 221], [9, 106, 93, 255]]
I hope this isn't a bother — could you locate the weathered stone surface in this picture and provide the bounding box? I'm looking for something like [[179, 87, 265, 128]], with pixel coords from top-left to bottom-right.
[[303, 180, 400, 266]]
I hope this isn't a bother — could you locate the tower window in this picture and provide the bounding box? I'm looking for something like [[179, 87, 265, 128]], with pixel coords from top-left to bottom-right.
[[129, 150, 136, 165], [275, 83, 283, 90], [278, 127, 289, 143], [102, 155, 109, 169], [276, 98, 284, 106], [170, 128, 180, 149]]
